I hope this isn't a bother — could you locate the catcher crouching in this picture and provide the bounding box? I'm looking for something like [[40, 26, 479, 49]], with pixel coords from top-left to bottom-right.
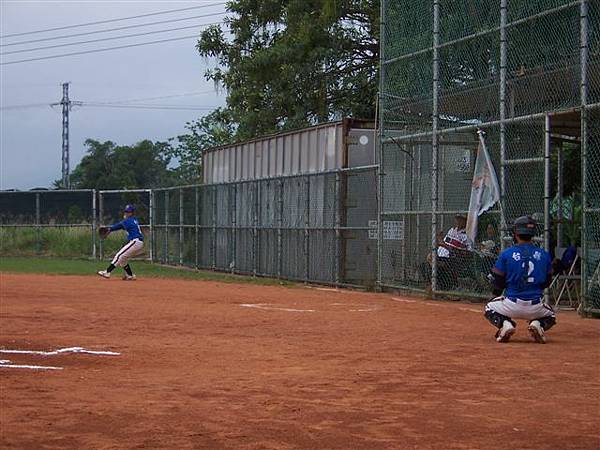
[[97, 204, 144, 280], [484, 216, 556, 343]]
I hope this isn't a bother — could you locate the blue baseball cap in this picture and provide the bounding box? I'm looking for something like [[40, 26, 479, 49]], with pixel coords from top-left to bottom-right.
[[124, 204, 135, 213]]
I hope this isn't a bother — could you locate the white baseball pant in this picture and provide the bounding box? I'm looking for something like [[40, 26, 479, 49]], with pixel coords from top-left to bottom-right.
[[485, 296, 555, 321], [111, 239, 144, 267]]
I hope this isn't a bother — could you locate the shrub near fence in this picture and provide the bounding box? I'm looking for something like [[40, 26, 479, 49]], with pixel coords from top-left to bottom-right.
[[0, 227, 94, 257]]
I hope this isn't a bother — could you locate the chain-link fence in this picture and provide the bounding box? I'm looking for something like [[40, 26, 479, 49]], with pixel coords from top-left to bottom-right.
[[0, 189, 96, 257], [0, 167, 377, 286], [152, 167, 378, 286], [380, 0, 599, 313]]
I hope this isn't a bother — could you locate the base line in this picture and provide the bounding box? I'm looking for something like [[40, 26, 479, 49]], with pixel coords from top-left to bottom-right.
[[0, 359, 62, 370], [240, 303, 316, 313], [0, 347, 120, 356]]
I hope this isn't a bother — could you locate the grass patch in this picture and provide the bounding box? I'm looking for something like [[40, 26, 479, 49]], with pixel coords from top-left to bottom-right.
[[0, 227, 94, 257], [0, 256, 292, 286]]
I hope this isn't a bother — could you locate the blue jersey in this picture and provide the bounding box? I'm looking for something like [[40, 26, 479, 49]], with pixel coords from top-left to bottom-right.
[[493, 243, 552, 300], [110, 217, 144, 241]]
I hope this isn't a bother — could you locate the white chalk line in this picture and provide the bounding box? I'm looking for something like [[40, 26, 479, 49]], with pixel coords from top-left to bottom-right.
[[240, 303, 316, 313], [0, 359, 63, 370], [241, 303, 380, 313], [349, 308, 380, 312], [331, 303, 381, 312], [0, 347, 120, 356], [0, 347, 120, 371], [0, 363, 63, 370], [308, 287, 363, 295], [391, 297, 482, 313]]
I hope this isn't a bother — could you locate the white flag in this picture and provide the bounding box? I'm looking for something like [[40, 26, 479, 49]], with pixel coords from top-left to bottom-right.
[[466, 131, 500, 243]]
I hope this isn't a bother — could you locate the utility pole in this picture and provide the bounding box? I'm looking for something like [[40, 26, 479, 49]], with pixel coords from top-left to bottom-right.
[[51, 82, 81, 189], [60, 82, 70, 188]]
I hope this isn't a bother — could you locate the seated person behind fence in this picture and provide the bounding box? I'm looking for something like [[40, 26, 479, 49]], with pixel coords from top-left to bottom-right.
[[479, 223, 499, 256], [419, 214, 474, 290], [478, 223, 499, 275]]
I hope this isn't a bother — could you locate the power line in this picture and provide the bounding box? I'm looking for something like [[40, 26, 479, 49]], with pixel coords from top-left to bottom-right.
[[1, 102, 220, 112], [0, 2, 227, 39], [81, 103, 220, 111], [0, 90, 221, 111], [1, 11, 226, 47], [86, 90, 219, 104], [0, 102, 54, 111], [0, 34, 201, 66], [0, 21, 223, 56]]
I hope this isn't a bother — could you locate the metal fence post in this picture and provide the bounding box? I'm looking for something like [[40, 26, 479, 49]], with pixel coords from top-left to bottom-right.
[[179, 188, 184, 265], [334, 173, 341, 285], [430, 0, 441, 293], [401, 148, 408, 281], [212, 186, 217, 270], [195, 186, 199, 269], [415, 146, 422, 262], [305, 176, 311, 282], [35, 192, 41, 254], [99, 191, 104, 260], [544, 114, 552, 305], [499, 0, 508, 249], [149, 190, 154, 262], [580, 0, 589, 313], [277, 179, 283, 279], [376, 0, 386, 288], [92, 190, 97, 259], [164, 190, 169, 264], [253, 182, 259, 276], [231, 184, 237, 273], [544, 114, 551, 253], [556, 144, 564, 249]]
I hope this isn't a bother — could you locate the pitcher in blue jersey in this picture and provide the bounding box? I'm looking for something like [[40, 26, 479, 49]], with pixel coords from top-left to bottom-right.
[[97, 204, 144, 281], [484, 216, 556, 343]]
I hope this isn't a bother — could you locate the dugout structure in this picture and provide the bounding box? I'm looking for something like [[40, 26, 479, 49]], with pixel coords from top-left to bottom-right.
[[379, 0, 600, 314]]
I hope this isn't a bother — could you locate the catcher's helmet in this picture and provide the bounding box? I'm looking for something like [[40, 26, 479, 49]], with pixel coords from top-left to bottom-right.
[[513, 215, 537, 237], [124, 204, 135, 213]]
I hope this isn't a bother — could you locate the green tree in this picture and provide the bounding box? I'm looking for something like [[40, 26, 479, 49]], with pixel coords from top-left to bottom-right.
[[61, 139, 175, 190], [197, 0, 379, 139], [167, 108, 235, 183]]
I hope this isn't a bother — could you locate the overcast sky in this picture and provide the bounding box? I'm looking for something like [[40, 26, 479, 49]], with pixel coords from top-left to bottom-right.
[[0, 0, 228, 190]]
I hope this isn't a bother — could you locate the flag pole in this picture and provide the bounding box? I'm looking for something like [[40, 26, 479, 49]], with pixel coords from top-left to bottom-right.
[[477, 128, 506, 243]]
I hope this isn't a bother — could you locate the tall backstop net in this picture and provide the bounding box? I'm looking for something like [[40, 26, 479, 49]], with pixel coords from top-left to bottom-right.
[[379, 0, 599, 313]]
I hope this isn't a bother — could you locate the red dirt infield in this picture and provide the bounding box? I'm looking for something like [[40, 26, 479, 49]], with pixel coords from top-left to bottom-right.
[[1, 273, 598, 450]]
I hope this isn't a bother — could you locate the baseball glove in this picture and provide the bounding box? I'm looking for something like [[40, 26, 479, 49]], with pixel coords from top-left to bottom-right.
[[99, 226, 111, 239]]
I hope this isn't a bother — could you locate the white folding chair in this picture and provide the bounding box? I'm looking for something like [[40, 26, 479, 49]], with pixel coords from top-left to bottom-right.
[[551, 254, 581, 309]]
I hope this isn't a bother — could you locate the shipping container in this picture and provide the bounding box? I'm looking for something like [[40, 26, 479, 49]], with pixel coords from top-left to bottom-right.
[[202, 119, 376, 183]]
